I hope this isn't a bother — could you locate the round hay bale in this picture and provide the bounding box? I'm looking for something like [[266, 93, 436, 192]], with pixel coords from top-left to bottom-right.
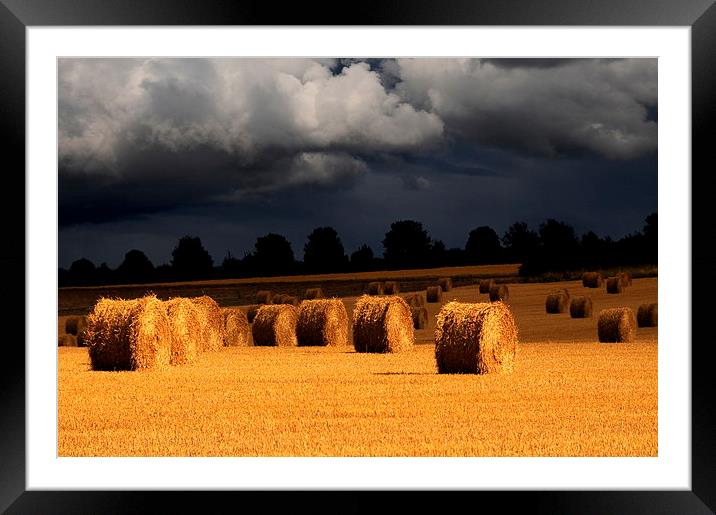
[[426, 286, 442, 303], [606, 277, 623, 294], [86, 295, 172, 371], [223, 308, 251, 346], [489, 284, 509, 302], [296, 299, 349, 346], [411, 306, 428, 329], [637, 303, 658, 327], [256, 290, 273, 304], [582, 272, 603, 288], [569, 296, 593, 318], [246, 304, 261, 323], [597, 307, 637, 343], [404, 293, 425, 308], [367, 282, 384, 295], [64, 316, 87, 336], [435, 301, 518, 374], [383, 281, 400, 295], [189, 296, 225, 351], [58, 334, 77, 347], [272, 293, 286, 304], [618, 272, 633, 287], [479, 279, 495, 294], [165, 297, 202, 365], [545, 292, 568, 314], [304, 287, 324, 300], [438, 277, 453, 292], [352, 295, 414, 353], [252, 304, 298, 346]]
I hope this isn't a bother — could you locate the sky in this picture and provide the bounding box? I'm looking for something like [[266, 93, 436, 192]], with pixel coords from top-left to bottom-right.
[[58, 57, 657, 269]]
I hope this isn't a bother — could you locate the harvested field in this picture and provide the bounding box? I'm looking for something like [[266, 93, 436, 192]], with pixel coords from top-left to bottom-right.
[[58, 275, 657, 457]]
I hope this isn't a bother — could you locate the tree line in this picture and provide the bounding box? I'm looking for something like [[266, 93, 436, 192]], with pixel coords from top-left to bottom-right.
[[59, 213, 657, 286]]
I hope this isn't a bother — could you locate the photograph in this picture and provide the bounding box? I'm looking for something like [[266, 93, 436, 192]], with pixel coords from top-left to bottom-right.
[[57, 56, 659, 458]]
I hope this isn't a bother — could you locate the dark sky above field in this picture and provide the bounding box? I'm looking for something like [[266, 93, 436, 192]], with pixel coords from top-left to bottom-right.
[[58, 58, 657, 268]]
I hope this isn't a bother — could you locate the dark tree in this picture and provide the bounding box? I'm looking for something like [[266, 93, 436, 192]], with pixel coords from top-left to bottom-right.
[[116, 249, 154, 283], [350, 244, 374, 271], [465, 226, 502, 264], [643, 212, 657, 264], [502, 222, 539, 263], [520, 219, 579, 275], [252, 233, 295, 276], [382, 220, 432, 269], [303, 227, 348, 272], [221, 251, 243, 277], [68, 258, 96, 285], [430, 240, 446, 266], [579, 231, 606, 268], [171, 236, 214, 279]]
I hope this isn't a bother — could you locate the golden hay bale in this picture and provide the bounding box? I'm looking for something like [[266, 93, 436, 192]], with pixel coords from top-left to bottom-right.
[[367, 282, 384, 295], [64, 316, 87, 336], [435, 301, 518, 374], [637, 303, 658, 327], [479, 279, 495, 294], [426, 286, 442, 303], [582, 272, 603, 288], [545, 292, 568, 314], [246, 304, 261, 323], [304, 287, 324, 300], [383, 281, 400, 295], [86, 295, 172, 371], [256, 290, 273, 304], [618, 272, 633, 287], [489, 284, 509, 302], [296, 299, 349, 347], [223, 308, 251, 346], [252, 304, 298, 346], [165, 298, 202, 365], [606, 276, 623, 294], [352, 295, 414, 353], [569, 296, 593, 318], [438, 277, 453, 292], [189, 296, 225, 351], [597, 307, 637, 343], [411, 306, 428, 329], [58, 334, 77, 347], [404, 293, 425, 308]]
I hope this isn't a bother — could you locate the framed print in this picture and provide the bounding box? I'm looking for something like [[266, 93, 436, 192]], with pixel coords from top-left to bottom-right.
[[2, 0, 715, 512]]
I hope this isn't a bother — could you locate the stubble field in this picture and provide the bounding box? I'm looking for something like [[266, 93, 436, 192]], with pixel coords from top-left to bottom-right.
[[58, 276, 657, 457]]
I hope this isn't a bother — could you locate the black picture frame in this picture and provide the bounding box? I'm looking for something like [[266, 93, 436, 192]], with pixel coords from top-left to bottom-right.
[[1, 1, 713, 513]]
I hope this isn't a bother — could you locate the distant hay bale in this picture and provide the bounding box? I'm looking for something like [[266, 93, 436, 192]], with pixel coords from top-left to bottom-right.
[[411, 306, 428, 329], [426, 286, 442, 303], [598, 307, 637, 343], [606, 277, 623, 294], [384, 281, 400, 295], [438, 278, 453, 292], [256, 290, 273, 304], [296, 299, 349, 347], [489, 284, 509, 302], [272, 293, 287, 304], [223, 308, 251, 346], [435, 301, 518, 374], [86, 295, 172, 371], [304, 287, 324, 300], [582, 272, 603, 288], [189, 296, 225, 351], [545, 292, 568, 314], [404, 293, 425, 308], [352, 295, 414, 353], [479, 279, 495, 294], [65, 316, 87, 336], [165, 298, 202, 365], [367, 282, 384, 295], [246, 304, 261, 323], [273, 294, 299, 306], [58, 334, 77, 347], [569, 296, 593, 318], [637, 303, 658, 327], [252, 304, 298, 346], [618, 272, 633, 287]]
